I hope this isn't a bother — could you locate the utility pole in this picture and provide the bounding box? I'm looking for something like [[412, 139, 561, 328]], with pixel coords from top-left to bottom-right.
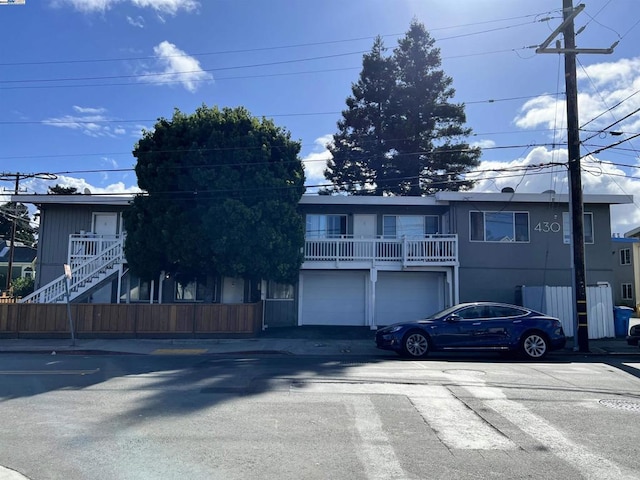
[[5, 175, 20, 292], [536, 1, 617, 352], [1, 172, 57, 293]]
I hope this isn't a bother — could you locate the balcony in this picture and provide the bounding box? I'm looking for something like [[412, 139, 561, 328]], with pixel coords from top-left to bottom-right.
[[303, 234, 458, 268]]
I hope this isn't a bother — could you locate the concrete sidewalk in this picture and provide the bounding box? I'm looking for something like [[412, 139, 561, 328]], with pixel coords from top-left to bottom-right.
[[0, 331, 638, 357]]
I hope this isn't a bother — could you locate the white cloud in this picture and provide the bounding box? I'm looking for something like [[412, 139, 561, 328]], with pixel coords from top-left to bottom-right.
[[52, 0, 198, 15], [42, 106, 127, 138], [73, 105, 106, 114], [302, 135, 332, 190], [126, 15, 145, 28], [468, 146, 640, 235], [138, 41, 212, 92], [514, 57, 640, 136], [131, 0, 198, 15], [22, 176, 141, 196], [470, 139, 496, 149]]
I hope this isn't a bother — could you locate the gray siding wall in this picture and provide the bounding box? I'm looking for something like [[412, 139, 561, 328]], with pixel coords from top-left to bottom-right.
[[451, 201, 614, 304], [36, 204, 126, 288]]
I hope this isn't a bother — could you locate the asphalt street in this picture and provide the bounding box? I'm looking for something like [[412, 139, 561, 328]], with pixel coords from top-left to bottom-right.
[[0, 352, 639, 479]]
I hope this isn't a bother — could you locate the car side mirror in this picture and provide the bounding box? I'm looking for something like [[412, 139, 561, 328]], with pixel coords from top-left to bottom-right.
[[445, 314, 461, 322]]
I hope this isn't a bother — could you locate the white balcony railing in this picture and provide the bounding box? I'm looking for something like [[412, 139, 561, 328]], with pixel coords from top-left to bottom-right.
[[304, 234, 458, 266]]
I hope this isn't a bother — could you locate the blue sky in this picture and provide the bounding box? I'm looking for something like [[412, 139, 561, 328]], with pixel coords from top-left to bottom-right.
[[2, 0, 640, 233]]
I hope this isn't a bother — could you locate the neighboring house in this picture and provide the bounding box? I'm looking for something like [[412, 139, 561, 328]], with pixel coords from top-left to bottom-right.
[[0, 239, 36, 286], [617, 227, 640, 310], [13, 191, 632, 329]]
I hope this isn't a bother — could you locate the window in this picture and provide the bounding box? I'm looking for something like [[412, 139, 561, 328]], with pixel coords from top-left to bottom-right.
[[486, 305, 527, 318], [620, 248, 631, 265], [268, 281, 294, 299], [127, 275, 150, 302], [562, 212, 594, 244], [383, 215, 439, 238], [470, 211, 529, 242], [306, 214, 347, 239], [175, 279, 205, 301], [23, 267, 34, 279], [457, 306, 488, 319], [622, 283, 633, 300]]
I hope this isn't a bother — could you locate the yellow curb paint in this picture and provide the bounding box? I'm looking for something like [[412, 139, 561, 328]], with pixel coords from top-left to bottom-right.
[[151, 349, 208, 355]]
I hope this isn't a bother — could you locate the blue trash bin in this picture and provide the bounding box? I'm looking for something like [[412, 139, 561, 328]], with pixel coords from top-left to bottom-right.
[[613, 306, 634, 337]]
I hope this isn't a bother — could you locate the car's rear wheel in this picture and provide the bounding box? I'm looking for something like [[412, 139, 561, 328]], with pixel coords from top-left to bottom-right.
[[520, 332, 548, 359], [402, 331, 430, 358]]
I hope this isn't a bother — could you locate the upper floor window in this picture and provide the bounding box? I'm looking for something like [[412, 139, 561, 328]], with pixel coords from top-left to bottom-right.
[[622, 283, 633, 300], [470, 211, 529, 243], [383, 215, 439, 238], [562, 212, 594, 244], [620, 248, 631, 265], [306, 214, 347, 239]]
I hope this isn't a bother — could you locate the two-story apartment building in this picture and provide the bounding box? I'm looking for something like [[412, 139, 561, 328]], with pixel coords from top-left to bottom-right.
[[15, 190, 632, 329]]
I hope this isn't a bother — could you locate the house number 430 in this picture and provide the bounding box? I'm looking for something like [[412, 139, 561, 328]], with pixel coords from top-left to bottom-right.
[[534, 222, 561, 233]]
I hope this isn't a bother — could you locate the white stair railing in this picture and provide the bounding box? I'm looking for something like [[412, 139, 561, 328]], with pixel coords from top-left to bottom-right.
[[21, 237, 124, 304]]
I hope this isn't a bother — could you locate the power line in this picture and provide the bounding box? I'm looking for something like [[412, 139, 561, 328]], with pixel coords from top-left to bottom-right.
[[0, 93, 559, 126], [0, 10, 557, 68]]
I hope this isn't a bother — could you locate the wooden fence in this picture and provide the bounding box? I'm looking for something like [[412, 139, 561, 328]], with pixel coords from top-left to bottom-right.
[[0, 302, 263, 338]]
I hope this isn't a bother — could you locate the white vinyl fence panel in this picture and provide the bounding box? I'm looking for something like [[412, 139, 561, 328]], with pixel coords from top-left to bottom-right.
[[521, 285, 614, 339]]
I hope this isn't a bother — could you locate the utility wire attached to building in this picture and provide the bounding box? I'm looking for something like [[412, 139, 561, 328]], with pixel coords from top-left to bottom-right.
[[536, 0, 617, 353]]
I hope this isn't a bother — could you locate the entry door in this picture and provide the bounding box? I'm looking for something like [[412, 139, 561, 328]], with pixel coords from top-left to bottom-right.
[[222, 277, 245, 304], [93, 213, 119, 235], [353, 214, 376, 238]]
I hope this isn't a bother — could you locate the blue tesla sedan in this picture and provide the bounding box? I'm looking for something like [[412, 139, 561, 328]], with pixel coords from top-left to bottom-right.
[[376, 302, 566, 359]]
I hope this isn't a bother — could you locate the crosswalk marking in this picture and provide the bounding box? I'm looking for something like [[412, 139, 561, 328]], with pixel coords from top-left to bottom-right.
[[410, 385, 515, 450], [351, 397, 408, 480], [464, 384, 640, 480]]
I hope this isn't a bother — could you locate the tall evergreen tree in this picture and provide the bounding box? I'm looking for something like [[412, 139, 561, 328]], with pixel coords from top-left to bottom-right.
[[325, 21, 480, 196]]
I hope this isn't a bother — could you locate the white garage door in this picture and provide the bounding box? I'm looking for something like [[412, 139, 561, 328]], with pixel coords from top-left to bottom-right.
[[301, 271, 366, 326], [375, 271, 444, 326]]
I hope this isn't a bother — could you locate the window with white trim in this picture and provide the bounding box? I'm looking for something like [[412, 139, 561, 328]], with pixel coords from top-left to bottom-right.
[[622, 283, 633, 300], [305, 214, 347, 239], [470, 211, 529, 242], [620, 248, 631, 265], [383, 215, 439, 238]]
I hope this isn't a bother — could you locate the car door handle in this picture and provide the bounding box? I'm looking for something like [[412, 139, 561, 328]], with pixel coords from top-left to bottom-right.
[[512, 320, 522, 323], [472, 322, 481, 326]]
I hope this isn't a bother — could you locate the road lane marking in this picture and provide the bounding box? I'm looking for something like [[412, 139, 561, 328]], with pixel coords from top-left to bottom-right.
[[0, 465, 30, 480], [0, 369, 99, 375], [351, 396, 408, 480], [151, 349, 207, 355]]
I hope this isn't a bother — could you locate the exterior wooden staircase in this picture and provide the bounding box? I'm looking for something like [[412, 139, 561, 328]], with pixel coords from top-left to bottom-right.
[[20, 234, 125, 304]]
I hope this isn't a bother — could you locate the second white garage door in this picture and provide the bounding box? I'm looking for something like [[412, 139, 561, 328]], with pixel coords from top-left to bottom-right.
[[375, 271, 444, 326], [300, 271, 367, 326]]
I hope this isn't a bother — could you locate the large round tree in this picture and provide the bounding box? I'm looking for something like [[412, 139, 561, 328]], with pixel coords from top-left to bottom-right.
[[123, 105, 306, 284]]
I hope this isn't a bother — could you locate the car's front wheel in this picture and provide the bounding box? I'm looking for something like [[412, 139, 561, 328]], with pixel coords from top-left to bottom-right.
[[402, 331, 430, 358], [520, 332, 548, 359]]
